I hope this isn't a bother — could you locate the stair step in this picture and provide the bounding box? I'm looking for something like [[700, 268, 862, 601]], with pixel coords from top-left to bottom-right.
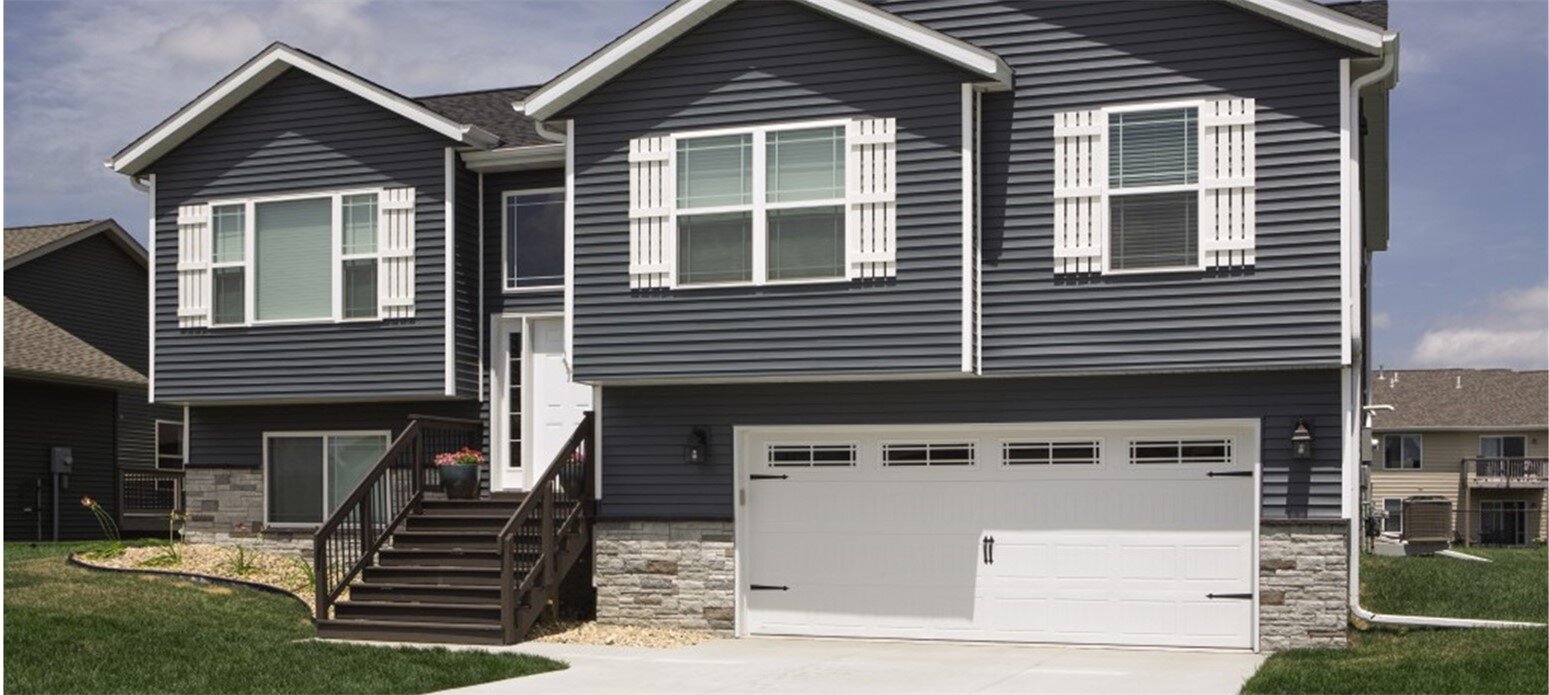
[[333, 600, 502, 625], [316, 618, 504, 645], [361, 565, 502, 586], [418, 501, 522, 518], [390, 530, 500, 550], [347, 582, 502, 606], [378, 548, 510, 568], [404, 515, 511, 532]]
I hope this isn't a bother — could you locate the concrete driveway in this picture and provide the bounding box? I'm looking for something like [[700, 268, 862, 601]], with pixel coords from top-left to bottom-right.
[[435, 637, 1266, 694]]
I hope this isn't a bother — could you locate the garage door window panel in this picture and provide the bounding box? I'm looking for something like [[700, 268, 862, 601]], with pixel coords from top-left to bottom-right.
[[1129, 439, 1233, 464], [767, 444, 858, 468], [1002, 441, 1101, 466], [882, 443, 975, 467]]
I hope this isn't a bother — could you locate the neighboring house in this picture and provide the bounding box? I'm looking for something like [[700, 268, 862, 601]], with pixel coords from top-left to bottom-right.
[[4, 220, 183, 540], [1368, 369, 1548, 546], [106, 0, 1398, 652]]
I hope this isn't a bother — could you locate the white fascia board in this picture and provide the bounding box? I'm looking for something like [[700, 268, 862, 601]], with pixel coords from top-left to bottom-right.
[[109, 44, 498, 176], [461, 144, 566, 172], [521, 0, 1011, 122], [1220, 0, 1392, 55]]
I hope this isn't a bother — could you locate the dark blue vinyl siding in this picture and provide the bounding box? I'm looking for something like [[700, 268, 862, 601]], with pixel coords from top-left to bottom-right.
[[483, 168, 566, 316], [187, 400, 478, 468], [455, 161, 481, 396], [599, 370, 1342, 521], [4, 378, 119, 540], [150, 69, 458, 403], [876, 0, 1352, 372], [6, 234, 148, 374], [566, 0, 975, 381], [117, 389, 184, 471]]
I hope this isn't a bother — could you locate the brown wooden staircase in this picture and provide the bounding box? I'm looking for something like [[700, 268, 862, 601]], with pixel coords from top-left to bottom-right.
[[313, 412, 596, 644]]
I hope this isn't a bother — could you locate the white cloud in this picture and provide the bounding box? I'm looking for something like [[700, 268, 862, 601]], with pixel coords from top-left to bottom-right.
[[1372, 312, 1392, 330], [1410, 284, 1549, 369]]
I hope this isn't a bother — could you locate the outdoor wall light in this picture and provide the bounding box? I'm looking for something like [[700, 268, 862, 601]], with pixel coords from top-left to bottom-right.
[[684, 427, 710, 465], [1291, 419, 1314, 460]]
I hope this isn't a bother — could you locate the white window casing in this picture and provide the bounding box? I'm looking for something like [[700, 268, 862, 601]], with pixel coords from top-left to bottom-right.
[[846, 117, 897, 279], [1052, 110, 1105, 274], [1052, 99, 1257, 275], [628, 134, 675, 289], [1200, 98, 1257, 268], [378, 187, 416, 319], [176, 203, 211, 328]]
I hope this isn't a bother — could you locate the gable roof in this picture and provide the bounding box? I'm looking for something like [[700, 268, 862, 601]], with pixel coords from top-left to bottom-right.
[[4, 298, 146, 389], [418, 86, 549, 147], [521, 0, 1395, 123], [1370, 370, 1549, 431], [5, 219, 145, 270], [520, 0, 1015, 122], [108, 43, 500, 177]]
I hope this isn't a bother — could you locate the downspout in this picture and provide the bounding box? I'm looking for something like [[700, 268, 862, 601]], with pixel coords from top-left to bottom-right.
[[512, 99, 568, 144], [128, 175, 151, 193], [1345, 38, 1543, 632]]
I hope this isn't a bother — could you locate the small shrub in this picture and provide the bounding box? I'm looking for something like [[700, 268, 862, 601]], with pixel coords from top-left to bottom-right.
[[288, 554, 315, 587], [225, 546, 257, 576]]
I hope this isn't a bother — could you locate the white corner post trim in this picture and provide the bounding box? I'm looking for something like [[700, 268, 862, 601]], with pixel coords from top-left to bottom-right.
[[445, 147, 457, 396], [960, 83, 975, 373], [592, 384, 603, 499], [147, 173, 158, 402], [1339, 59, 1353, 367], [564, 120, 577, 362]]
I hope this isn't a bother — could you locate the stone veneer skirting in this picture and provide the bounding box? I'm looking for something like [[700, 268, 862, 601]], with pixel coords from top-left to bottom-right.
[[182, 468, 313, 551], [594, 520, 736, 633], [1259, 520, 1350, 650]]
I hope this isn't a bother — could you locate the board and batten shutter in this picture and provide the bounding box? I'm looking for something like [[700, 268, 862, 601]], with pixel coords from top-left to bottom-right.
[[1200, 99, 1256, 268], [378, 187, 416, 319], [628, 135, 674, 289], [1052, 110, 1105, 275], [176, 204, 211, 328], [846, 118, 897, 279]]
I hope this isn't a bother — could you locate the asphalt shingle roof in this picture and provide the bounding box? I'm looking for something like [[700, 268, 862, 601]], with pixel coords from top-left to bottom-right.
[[1323, 1, 1388, 30], [417, 86, 547, 148], [4, 297, 146, 389], [1370, 369, 1548, 430], [4, 220, 102, 262]]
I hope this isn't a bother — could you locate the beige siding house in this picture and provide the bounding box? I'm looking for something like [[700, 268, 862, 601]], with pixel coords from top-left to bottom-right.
[[1367, 369, 1548, 546]]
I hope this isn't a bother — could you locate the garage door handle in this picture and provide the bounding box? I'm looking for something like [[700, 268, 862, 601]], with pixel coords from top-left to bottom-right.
[[1206, 470, 1252, 478], [750, 584, 789, 591], [1206, 592, 1253, 600]]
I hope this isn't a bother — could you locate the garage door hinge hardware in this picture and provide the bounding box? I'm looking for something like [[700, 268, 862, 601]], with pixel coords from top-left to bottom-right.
[[750, 584, 789, 591], [1206, 470, 1252, 478], [750, 474, 788, 480], [1206, 592, 1253, 600], [982, 535, 995, 565]]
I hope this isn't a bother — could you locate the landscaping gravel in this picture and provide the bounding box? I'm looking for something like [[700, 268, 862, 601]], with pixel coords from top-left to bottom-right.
[[529, 620, 719, 648], [78, 543, 314, 613]]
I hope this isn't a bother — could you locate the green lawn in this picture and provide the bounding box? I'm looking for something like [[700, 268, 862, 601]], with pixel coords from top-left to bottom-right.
[[4, 541, 564, 694], [1244, 546, 1548, 694]]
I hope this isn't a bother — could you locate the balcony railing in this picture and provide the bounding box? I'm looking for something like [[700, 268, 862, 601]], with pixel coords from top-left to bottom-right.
[[1463, 457, 1548, 487]]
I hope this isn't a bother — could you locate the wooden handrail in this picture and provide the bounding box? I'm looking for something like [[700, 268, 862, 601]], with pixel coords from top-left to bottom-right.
[[312, 416, 479, 619], [497, 411, 595, 642]]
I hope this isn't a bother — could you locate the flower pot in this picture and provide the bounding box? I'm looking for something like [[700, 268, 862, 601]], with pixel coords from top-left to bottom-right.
[[438, 464, 481, 500]]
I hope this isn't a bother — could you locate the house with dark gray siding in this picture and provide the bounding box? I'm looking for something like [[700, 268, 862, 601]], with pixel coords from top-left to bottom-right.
[[4, 220, 183, 540], [108, 0, 1397, 652]]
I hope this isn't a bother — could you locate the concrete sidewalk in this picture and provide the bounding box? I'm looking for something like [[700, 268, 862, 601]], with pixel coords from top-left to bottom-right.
[[431, 637, 1266, 694]]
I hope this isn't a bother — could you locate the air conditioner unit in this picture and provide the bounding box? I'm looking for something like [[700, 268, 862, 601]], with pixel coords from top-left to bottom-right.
[[1401, 496, 1453, 544]]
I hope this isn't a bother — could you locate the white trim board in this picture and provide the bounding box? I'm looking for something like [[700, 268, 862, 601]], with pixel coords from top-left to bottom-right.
[[520, 0, 1013, 122], [108, 43, 499, 176]]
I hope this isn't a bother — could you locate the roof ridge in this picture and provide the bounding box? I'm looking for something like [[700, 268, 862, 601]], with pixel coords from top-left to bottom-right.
[[416, 85, 542, 100], [4, 219, 100, 233]]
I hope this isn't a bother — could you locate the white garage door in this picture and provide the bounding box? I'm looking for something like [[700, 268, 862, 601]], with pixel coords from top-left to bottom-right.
[[738, 420, 1258, 649]]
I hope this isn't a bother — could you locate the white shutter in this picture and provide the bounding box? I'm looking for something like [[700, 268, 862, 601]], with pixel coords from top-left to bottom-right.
[[1052, 110, 1105, 275], [1200, 99, 1256, 268], [176, 204, 211, 328], [628, 135, 674, 289], [378, 187, 416, 319], [846, 118, 897, 279]]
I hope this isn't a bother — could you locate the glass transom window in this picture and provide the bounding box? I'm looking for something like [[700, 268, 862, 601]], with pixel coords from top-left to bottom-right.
[[1108, 107, 1199, 271], [673, 124, 847, 286], [504, 189, 565, 289]]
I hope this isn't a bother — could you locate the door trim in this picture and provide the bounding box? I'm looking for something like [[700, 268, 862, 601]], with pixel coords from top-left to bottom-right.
[[732, 418, 1262, 650], [488, 312, 563, 491]]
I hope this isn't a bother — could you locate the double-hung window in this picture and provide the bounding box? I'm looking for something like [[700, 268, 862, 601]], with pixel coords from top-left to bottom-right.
[[1107, 107, 1199, 271], [1382, 434, 1423, 470], [206, 190, 385, 326], [504, 189, 565, 289], [672, 123, 851, 286]]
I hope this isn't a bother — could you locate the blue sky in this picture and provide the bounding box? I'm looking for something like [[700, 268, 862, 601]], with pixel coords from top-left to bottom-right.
[[5, 0, 1545, 369]]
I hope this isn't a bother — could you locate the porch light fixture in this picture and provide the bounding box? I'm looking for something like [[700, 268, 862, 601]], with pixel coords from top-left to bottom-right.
[[1291, 420, 1314, 460], [684, 427, 710, 465]]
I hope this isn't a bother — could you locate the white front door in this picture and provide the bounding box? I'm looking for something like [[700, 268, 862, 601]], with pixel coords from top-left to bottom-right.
[[489, 315, 592, 492], [739, 420, 1258, 649]]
